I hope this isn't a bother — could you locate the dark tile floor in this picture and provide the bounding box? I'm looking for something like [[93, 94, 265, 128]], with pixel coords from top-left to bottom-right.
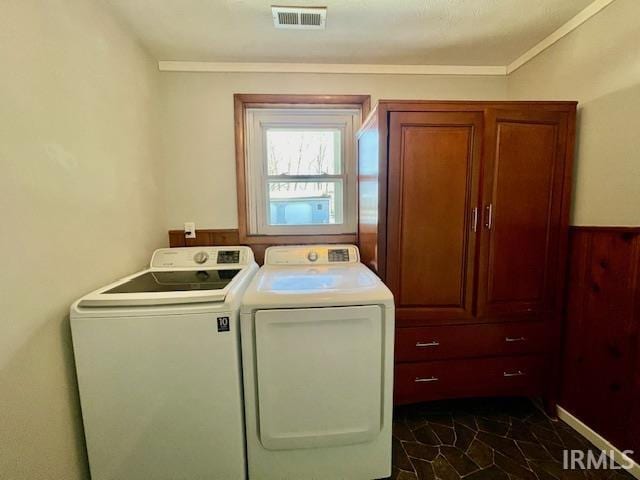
[[388, 397, 635, 480]]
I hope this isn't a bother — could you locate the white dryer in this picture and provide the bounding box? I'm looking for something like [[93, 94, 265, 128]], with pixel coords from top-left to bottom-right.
[[240, 245, 394, 480], [71, 246, 258, 480]]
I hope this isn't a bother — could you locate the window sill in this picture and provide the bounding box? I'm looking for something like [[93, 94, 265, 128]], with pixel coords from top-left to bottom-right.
[[240, 232, 357, 246]]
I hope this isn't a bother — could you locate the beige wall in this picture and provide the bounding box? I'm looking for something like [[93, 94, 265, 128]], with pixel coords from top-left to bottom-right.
[[159, 72, 507, 229], [508, 0, 640, 226], [162, 0, 640, 231], [0, 1, 165, 479]]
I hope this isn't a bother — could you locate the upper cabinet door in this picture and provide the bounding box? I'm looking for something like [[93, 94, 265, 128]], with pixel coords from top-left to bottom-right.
[[387, 111, 483, 325], [477, 109, 570, 319]]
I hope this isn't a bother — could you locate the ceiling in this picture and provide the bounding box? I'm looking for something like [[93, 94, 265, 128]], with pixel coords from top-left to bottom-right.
[[105, 0, 594, 66]]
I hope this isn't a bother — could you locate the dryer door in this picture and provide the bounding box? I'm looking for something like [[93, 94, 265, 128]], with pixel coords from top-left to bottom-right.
[[255, 305, 384, 450]]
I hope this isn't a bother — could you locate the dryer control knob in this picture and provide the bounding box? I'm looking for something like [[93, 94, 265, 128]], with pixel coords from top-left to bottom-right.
[[307, 251, 318, 262], [193, 251, 209, 264]]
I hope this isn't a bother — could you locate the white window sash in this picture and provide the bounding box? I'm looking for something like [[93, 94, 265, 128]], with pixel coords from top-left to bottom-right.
[[244, 108, 360, 236]]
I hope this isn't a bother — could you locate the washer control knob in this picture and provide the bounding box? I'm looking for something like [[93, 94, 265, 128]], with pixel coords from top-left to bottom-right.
[[193, 251, 209, 264], [307, 250, 318, 262]]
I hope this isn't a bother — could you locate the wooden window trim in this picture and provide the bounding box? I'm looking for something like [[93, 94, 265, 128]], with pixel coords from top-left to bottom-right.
[[234, 93, 371, 245]]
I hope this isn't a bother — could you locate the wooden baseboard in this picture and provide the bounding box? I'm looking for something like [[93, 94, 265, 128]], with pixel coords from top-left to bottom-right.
[[558, 406, 640, 478]]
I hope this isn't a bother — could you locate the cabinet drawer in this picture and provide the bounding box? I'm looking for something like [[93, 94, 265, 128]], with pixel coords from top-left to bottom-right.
[[395, 321, 546, 362], [394, 355, 544, 405]]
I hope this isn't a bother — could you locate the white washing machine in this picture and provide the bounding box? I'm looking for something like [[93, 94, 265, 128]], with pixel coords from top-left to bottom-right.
[[71, 246, 258, 480], [240, 245, 394, 480]]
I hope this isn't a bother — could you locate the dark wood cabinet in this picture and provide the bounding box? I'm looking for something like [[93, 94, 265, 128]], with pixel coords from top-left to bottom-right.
[[395, 321, 547, 363], [386, 111, 482, 324], [358, 101, 576, 408], [394, 355, 545, 405], [477, 109, 571, 320]]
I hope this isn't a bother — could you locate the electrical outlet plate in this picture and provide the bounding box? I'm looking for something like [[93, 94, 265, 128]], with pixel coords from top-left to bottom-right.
[[184, 222, 196, 239]]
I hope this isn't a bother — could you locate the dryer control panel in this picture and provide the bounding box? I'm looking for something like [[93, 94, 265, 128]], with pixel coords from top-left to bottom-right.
[[150, 246, 254, 269], [264, 245, 360, 265]]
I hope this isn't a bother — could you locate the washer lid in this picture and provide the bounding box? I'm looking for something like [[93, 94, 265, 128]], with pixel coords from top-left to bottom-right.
[[76, 246, 257, 308], [78, 268, 244, 307], [102, 269, 239, 294]]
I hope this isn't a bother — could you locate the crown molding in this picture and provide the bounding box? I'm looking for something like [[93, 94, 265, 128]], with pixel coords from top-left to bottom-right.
[[507, 0, 617, 74], [158, 0, 615, 77], [158, 61, 507, 76]]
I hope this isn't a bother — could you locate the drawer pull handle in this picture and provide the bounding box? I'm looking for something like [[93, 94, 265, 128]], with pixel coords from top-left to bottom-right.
[[415, 376, 439, 383], [505, 336, 526, 343], [416, 341, 440, 348], [503, 370, 526, 377]]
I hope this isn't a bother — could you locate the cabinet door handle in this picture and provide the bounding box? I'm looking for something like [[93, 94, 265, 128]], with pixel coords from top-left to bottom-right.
[[484, 204, 493, 229], [505, 336, 526, 343], [503, 370, 526, 377], [415, 376, 439, 383], [471, 207, 479, 232], [416, 341, 440, 347]]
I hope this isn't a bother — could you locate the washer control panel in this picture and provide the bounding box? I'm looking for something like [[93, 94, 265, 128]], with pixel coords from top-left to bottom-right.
[[327, 248, 350, 263], [151, 246, 253, 269], [193, 251, 209, 264], [217, 250, 241, 264], [265, 245, 359, 265]]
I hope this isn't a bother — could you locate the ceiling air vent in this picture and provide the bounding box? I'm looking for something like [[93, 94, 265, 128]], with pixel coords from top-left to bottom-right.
[[272, 6, 327, 30]]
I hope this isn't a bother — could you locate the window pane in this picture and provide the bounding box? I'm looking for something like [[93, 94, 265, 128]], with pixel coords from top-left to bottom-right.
[[268, 181, 343, 226], [266, 129, 341, 175]]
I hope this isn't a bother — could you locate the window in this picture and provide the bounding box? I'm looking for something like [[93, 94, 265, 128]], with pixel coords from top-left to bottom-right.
[[243, 106, 361, 236]]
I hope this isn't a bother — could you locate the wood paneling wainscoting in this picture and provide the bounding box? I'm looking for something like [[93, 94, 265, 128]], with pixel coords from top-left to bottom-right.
[[167, 229, 356, 264], [168, 228, 269, 263], [169, 229, 240, 247], [562, 226, 640, 461]]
